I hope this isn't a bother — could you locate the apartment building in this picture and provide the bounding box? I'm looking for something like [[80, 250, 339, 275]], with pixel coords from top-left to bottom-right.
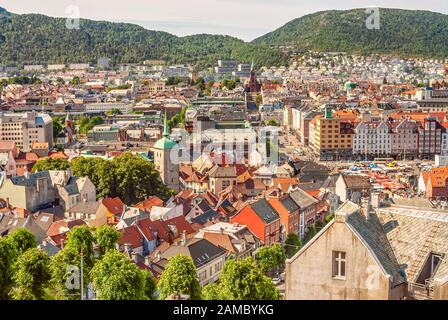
[[0, 112, 53, 152], [418, 117, 444, 159], [310, 107, 355, 161], [353, 121, 392, 159]]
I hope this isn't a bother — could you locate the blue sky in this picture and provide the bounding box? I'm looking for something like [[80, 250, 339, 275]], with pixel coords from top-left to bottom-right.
[[0, 0, 447, 40]]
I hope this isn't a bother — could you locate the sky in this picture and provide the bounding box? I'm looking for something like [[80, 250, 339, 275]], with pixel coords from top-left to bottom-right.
[[1, 0, 448, 41]]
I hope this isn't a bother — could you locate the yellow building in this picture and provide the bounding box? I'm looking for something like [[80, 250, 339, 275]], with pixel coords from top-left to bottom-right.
[[310, 107, 355, 161]]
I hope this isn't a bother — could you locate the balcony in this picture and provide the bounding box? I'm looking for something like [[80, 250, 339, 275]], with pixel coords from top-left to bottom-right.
[[408, 280, 434, 300]]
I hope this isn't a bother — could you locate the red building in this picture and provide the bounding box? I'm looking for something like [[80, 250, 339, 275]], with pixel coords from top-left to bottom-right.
[[244, 61, 261, 93], [230, 198, 280, 246]]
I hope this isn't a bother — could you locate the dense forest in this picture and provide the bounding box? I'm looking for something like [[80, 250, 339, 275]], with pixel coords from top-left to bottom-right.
[[0, 7, 287, 69], [254, 8, 448, 58]]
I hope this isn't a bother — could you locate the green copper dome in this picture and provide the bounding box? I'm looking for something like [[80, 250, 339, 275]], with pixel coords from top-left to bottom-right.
[[154, 111, 177, 149], [154, 136, 177, 149]]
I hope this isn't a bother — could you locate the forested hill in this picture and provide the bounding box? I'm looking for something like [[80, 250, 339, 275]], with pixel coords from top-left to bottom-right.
[[0, 7, 287, 69], [254, 8, 448, 58]]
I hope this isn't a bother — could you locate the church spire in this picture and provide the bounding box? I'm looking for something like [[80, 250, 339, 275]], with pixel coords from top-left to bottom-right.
[[163, 111, 169, 137]]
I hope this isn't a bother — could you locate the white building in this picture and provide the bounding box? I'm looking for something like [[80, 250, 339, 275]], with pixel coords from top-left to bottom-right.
[[353, 121, 392, 157], [85, 103, 132, 114]]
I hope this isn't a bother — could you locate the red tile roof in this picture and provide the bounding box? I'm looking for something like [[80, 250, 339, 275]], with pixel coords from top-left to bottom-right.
[[102, 197, 125, 215], [134, 196, 164, 212]]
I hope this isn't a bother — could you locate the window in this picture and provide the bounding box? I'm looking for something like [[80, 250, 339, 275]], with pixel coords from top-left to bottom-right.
[[332, 251, 346, 278]]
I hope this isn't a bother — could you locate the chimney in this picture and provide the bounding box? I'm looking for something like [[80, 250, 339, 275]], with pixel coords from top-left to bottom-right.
[[6, 197, 10, 208], [220, 227, 224, 235], [156, 251, 162, 261], [124, 243, 132, 253], [181, 230, 187, 246], [130, 252, 138, 263], [60, 238, 65, 249], [144, 255, 152, 267]]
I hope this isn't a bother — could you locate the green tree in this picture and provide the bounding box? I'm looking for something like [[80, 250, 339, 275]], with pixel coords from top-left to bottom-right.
[[90, 250, 147, 300], [142, 269, 157, 300], [71, 157, 103, 188], [284, 233, 302, 259], [325, 214, 335, 223], [11, 248, 51, 300], [94, 225, 121, 257], [8, 227, 36, 256], [32, 158, 70, 173], [212, 258, 281, 300], [254, 243, 286, 275], [49, 226, 95, 299], [158, 255, 201, 300], [64, 225, 95, 269], [0, 237, 16, 299], [71, 76, 80, 85], [50, 246, 85, 299], [52, 117, 64, 139], [201, 283, 224, 300], [106, 108, 122, 115], [267, 119, 278, 126], [111, 153, 170, 204]]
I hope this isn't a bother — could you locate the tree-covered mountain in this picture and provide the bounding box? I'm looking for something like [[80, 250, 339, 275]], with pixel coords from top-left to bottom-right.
[[0, 7, 287, 69], [254, 8, 448, 58]]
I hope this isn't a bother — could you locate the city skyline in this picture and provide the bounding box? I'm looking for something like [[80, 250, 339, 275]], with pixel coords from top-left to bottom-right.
[[0, 0, 447, 41]]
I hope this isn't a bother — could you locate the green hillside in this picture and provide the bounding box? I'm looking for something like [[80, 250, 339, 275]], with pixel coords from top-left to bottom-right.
[[254, 8, 448, 58], [0, 8, 287, 69]]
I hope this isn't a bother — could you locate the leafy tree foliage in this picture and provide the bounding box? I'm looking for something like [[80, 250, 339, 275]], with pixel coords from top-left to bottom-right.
[[52, 116, 64, 139], [267, 119, 278, 126], [204, 258, 281, 300], [141, 269, 157, 300], [79, 116, 104, 135], [7, 227, 36, 256], [11, 248, 51, 300], [0, 12, 287, 68], [71, 153, 170, 204], [254, 243, 286, 275], [201, 283, 223, 300], [0, 237, 16, 299], [158, 255, 201, 300], [94, 225, 121, 257], [32, 158, 70, 173], [165, 77, 185, 86], [284, 233, 302, 259], [90, 250, 148, 300]]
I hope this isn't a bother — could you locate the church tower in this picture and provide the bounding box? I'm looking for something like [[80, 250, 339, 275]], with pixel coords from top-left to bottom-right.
[[153, 113, 180, 192]]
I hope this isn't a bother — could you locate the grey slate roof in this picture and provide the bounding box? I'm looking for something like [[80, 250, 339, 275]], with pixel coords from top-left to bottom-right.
[[10, 171, 51, 186], [191, 209, 222, 225], [280, 195, 299, 213], [376, 207, 448, 284], [289, 188, 318, 209], [346, 212, 406, 287], [67, 201, 100, 215], [188, 238, 227, 268], [251, 198, 280, 224]]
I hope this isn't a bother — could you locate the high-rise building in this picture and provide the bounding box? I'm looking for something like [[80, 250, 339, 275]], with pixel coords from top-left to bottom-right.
[[0, 112, 53, 152]]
